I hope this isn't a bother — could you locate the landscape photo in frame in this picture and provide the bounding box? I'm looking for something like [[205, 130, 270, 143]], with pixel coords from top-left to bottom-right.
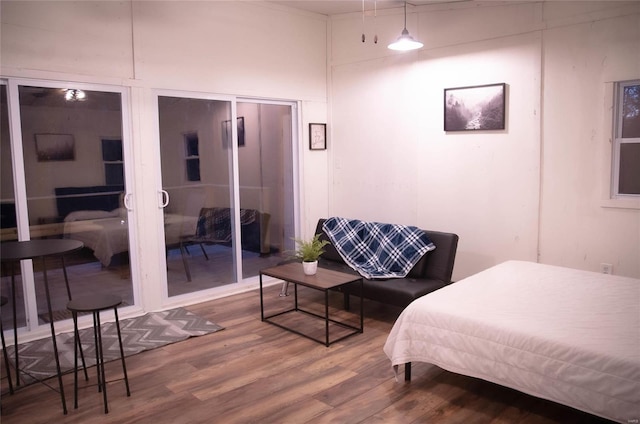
[[444, 83, 506, 131]]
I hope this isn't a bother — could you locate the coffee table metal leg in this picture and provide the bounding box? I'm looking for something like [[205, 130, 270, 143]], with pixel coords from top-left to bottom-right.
[[325, 290, 330, 346], [359, 278, 364, 332], [259, 273, 264, 320]]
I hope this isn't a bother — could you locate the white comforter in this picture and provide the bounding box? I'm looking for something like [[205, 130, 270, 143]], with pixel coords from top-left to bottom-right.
[[63, 210, 129, 267], [383, 260, 640, 423], [63, 210, 197, 267]]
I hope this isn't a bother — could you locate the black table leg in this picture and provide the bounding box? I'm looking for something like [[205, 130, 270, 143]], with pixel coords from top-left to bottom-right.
[[10, 262, 19, 387], [0, 303, 13, 394], [259, 273, 264, 321], [325, 290, 330, 347], [41, 256, 67, 414]]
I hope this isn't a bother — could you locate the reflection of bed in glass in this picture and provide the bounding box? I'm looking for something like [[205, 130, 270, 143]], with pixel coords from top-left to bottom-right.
[[55, 185, 125, 266], [63, 209, 128, 266], [56, 186, 271, 269], [63, 209, 197, 267]]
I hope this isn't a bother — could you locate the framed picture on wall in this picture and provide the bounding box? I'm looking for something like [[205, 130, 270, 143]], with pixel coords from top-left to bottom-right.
[[309, 123, 326, 150], [222, 117, 245, 148], [444, 83, 506, 131], [35, 133, 75, 161]]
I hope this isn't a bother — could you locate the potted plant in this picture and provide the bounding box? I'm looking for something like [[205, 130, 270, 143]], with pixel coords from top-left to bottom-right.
[[292, 233, 330, 275]]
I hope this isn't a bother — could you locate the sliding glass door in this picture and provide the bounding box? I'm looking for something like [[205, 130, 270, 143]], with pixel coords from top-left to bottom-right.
[[158, 94, 294, 297], [0, 80, 134, 333], [158, 95, 235, 295], [236, 101, 295, 278], [1, 79, 299, 336]]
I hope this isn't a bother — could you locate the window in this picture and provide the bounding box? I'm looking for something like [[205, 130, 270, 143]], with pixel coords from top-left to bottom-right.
[[184, 132, 200, 182], [102, 138, 124, 185], [613, 80, 640, 197]]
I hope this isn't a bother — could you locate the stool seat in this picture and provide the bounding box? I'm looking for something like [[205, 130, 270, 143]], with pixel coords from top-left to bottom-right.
[[67, 294, 122, 313]]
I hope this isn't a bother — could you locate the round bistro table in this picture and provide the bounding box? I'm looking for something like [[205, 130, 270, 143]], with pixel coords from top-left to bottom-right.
[[0, 238, 84, 414]]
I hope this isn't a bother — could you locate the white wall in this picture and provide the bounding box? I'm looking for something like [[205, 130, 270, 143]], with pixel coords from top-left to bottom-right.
[[1, 0, 330, 310], [2, 0, 638, 289], [539, 3, 640, 277], [328, 1, 640, 280]]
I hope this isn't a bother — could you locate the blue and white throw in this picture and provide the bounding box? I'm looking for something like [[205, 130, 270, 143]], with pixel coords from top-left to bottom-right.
[[322, 217, 436, 280]]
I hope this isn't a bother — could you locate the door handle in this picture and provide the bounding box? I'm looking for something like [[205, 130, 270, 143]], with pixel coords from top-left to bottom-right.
[[159, 189, 169, 208], [123, 193, 133, 210]]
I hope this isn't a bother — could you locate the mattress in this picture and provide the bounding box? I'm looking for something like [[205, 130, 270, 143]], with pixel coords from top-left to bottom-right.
[[383, 260, 640, 423]]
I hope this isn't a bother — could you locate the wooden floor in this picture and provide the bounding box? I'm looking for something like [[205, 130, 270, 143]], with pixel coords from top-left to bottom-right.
[[0, 285, 614, 424]]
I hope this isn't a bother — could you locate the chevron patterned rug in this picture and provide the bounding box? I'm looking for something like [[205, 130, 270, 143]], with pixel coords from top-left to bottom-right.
[[6, 307, 224, 384]]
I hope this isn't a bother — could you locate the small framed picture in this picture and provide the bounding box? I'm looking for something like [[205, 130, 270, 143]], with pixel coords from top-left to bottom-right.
[[444, 83, 506, 131], [35, 133, 75, 162], [309, 123, 326, 150], [222, 117, 245, 148]]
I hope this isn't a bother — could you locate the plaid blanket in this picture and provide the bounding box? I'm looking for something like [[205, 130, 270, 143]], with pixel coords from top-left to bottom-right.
[[322, 217, 435, 279], [192, 207, 256, 242]]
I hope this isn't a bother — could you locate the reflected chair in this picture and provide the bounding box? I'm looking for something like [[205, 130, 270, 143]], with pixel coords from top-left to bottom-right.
[[164, 189, 206, 281]]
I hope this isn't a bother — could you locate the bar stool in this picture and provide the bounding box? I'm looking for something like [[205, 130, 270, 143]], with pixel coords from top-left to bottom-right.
[[1, 296, 13, 395], [67, 294, 130, 413]]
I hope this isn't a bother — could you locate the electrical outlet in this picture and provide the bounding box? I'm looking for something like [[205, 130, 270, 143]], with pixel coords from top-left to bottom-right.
[[600, 263, 613, 275]]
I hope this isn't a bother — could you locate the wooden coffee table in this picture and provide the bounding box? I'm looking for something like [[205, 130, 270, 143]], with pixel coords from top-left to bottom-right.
[[259, 262, 363, 346]]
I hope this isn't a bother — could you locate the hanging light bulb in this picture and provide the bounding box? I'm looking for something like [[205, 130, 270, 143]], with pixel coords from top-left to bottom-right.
[[388, 2, 423, 51], [64, 89, 86, 101]]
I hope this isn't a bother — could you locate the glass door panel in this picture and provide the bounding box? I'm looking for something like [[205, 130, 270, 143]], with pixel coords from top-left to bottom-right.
[[0, 83, 26, 331], [159, 96, 293, 297], [158, 95, 236, 296], [236, 102, 294, 279], [3, 83, 134, 329]]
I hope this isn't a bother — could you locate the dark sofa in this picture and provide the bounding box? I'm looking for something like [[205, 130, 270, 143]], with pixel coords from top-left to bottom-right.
[[314, 218, 459, 309]]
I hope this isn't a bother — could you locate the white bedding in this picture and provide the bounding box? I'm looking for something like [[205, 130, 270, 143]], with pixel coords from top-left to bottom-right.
[[63, 210, 196, 267], [383, 260, 640, 423], [63, 211, 129, 267]]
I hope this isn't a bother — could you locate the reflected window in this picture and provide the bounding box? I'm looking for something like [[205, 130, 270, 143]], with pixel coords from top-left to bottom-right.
[[184, 132, 200, 182], [102, 138, 124, 185]]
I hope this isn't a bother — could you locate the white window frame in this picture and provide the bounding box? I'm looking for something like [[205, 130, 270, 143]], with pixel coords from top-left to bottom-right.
[[612, 79, 640, 199], [183, 131, 201, 182]]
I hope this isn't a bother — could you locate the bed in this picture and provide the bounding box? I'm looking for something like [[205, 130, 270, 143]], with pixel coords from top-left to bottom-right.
[[383, 260, 640, 423], [62, 209, 129, 267]]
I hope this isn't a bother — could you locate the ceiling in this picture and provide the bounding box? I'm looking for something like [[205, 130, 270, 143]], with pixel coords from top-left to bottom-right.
[[272, 0, 466, 16]]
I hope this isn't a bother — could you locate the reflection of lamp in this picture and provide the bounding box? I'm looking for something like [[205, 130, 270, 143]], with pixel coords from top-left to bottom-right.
[[64, 89, 86, 101], [388, 2, 423, 51]]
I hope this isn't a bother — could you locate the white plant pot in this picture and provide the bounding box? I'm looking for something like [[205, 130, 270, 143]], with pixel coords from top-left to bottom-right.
[[302, 260, 318, 276]]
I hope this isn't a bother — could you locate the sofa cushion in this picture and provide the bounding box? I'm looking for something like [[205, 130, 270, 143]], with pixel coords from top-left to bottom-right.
[[342, 277, 450, 308], [406, 253, 429, 278]]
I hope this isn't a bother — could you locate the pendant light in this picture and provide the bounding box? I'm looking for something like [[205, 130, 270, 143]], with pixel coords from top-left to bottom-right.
[[64, 89, 86, 101], [387, 2, 423, 51]]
